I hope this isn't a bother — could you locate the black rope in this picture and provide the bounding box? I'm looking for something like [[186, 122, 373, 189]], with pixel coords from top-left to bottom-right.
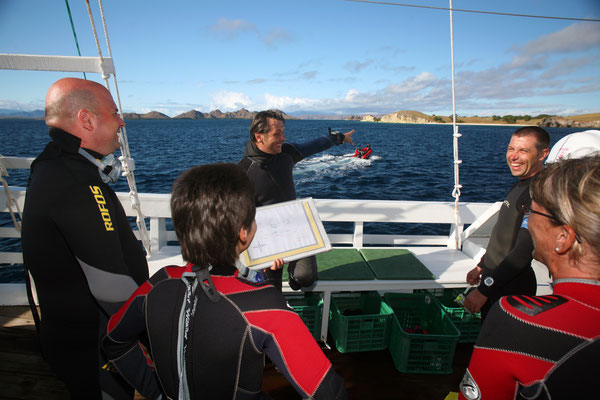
[[347, 0, 600, 23]]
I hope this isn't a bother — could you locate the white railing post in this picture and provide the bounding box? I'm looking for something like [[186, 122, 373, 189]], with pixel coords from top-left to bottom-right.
[[149, 217, 167, 254], [352, 221, 364, 249], [447, 222, 464, 249]]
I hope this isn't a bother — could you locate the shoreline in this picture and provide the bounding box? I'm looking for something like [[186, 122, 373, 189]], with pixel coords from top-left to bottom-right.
[[358, 121, 530, 127]]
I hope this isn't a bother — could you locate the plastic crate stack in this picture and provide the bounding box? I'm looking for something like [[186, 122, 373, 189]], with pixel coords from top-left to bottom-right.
[[384, 292, 460, 374], [328, 291, 393, 353], [418, 288, 482, 343]]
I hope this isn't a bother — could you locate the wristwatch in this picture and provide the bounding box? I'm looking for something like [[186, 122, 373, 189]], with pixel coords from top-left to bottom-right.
[[483, 276, 494, 287]]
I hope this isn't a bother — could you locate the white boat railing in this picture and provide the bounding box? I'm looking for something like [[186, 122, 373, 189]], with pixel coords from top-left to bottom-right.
[[0, 156, 504, 306]]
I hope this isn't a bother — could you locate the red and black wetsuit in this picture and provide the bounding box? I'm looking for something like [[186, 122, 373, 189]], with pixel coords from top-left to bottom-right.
[[103, 263, 348, 400], [21, 128, 149, 399], [459, 279, 600, 400]]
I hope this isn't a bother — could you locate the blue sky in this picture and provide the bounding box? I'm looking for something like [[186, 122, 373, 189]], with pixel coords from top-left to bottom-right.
[[1, 0, 599, 117]]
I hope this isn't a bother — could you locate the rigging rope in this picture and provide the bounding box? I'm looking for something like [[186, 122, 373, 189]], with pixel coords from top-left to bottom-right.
[[449, 0, 462, 250], [347, 0, 600, 23], [85, 0, 152, 255]]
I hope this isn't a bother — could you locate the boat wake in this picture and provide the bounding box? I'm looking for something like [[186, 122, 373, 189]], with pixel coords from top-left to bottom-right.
[[294, 153, 380, 185]]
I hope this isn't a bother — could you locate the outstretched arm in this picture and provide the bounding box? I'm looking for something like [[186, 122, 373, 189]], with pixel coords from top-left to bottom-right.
[[288, 128, 356, 163]]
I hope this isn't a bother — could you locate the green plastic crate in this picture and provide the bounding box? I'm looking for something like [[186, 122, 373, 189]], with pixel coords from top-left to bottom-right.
[[285, 293, 322, 340], [425, 288, 482, 343], [329, 292, 393, 353], [384, 292, 460, 374]]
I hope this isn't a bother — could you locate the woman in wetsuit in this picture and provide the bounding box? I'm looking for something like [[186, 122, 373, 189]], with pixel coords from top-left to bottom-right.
[[459, 155, 600, 400], [103, 163, 348, 399]]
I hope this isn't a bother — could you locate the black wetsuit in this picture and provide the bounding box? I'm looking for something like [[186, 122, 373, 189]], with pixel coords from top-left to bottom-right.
[[103, 263, 348, 400], [21, 128, 149, 399], [238, 133, 345, 288], [459, 279, 600, 400], [477, 177, 537, 319]]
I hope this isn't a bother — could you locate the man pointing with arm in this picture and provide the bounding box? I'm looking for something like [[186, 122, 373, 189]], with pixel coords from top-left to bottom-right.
[[239, 109, 354, 290]]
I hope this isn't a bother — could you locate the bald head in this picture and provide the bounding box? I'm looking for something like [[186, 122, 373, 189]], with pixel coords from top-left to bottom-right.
[[45, 78, 111, 129], [45, 78, 124, 155]]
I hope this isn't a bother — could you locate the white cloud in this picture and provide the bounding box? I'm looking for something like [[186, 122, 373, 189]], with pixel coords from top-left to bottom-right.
[[301, 71, 317, 80], [207, 18, 292, 50], [207, 18, 257, 40], [262, 93, 319, 111], [540, 55, 596, 79], [519, 22, 600, 56], [384, 72, 438, 95], [210, 91, 252, 111], [345, 89, 359, 101], [344, 59, 374, 73], [262, 28, 293, 48], [0, 99, 43, 111]]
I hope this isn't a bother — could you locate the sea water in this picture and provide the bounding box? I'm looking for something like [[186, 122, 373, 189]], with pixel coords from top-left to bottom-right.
[[0, 118, 580, 282]]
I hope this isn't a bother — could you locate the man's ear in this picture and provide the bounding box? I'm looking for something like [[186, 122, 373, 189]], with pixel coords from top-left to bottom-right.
[[255, 132, 264, 144], [77, 108, 94, 132], [539, 147, 550, 162], [554, 224, 577, 254]]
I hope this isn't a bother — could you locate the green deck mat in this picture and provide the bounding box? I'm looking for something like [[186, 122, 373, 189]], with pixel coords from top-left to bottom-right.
[[359, 249, 435, 280], [283, 249, 375, 281]]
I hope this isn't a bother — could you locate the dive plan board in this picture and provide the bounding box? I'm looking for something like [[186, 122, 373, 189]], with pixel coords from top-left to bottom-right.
[[240, 198, 331, 270]]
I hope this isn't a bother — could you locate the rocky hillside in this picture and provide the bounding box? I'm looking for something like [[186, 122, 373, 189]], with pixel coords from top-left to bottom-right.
[[538, 116, 600, 128], [381, 111, 433, 123], [122, 111, 170, 119], [121, 108, 296, 120], [346, 110, 600, 126], [353, 111, 434, 123], [174, 108, 258, 119]]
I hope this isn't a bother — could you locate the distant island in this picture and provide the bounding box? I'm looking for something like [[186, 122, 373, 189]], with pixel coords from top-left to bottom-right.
[[121, 109, 600, 128], [2, 107, 599, 128], [346, 110, 600, 128], [122, 108, 295, 121]]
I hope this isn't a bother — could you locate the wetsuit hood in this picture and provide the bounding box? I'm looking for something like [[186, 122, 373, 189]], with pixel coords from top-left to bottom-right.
[[243, 140, 274, 166], [30, 128, 95, 179], [49, 127, 82, 154]]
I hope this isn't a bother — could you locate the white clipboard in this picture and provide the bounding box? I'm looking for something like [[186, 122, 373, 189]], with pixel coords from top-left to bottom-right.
[[239, 198, 331, 270]]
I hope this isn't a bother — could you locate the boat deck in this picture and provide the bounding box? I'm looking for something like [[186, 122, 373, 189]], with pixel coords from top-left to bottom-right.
[[1, 306, 472, 400]]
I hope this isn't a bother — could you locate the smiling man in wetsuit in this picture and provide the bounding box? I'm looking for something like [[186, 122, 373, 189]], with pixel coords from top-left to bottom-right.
[[463, 126, 550, 319], [21, 78, 149, 399], [238, 109, 354, 290]]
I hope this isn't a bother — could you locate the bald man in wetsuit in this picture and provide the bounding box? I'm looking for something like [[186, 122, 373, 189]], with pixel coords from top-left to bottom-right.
[[21, 78, 149, 399]]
